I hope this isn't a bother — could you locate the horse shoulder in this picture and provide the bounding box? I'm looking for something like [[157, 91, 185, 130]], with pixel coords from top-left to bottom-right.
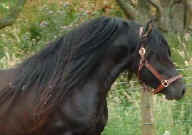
[[52, 80, 104, 129]]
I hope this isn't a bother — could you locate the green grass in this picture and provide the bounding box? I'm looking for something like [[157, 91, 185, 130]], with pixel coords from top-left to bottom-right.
[[103, 86, 192, 135]]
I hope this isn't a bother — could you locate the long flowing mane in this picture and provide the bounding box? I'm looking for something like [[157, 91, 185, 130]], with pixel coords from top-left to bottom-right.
[[0, 16, 120, 113]]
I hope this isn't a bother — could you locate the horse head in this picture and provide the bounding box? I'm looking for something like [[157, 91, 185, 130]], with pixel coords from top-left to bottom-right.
[[134, 20, 185, 100]]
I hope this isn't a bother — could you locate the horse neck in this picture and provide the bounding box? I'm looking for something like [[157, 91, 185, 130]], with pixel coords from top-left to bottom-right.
[[93, 48, 133, 92], [93, 36, 139, 93]]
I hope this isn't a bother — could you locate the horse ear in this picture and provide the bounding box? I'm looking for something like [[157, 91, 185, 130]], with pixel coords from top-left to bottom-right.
[[143, 19, 154, 38]]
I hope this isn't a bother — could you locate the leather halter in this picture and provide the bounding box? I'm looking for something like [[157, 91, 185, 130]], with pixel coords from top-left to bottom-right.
[[137, 27, 183, 94]]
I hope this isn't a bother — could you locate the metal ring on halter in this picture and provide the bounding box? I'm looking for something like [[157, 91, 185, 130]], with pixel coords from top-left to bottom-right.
[[139, 47, 146, 56], [161, 80, 169, 87]]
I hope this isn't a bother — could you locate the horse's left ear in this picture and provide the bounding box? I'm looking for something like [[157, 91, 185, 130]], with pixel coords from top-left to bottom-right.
[[143, 19, 153, 38]]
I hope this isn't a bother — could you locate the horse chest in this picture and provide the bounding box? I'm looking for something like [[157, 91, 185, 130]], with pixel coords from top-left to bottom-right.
[[46, 83, 108, 134]]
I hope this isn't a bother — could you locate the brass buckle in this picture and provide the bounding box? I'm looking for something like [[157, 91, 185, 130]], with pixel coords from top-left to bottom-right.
[[161, 80, 169, 87]]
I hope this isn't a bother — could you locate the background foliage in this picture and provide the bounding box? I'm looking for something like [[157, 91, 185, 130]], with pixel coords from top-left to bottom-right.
[[0, 0, 192, 135]]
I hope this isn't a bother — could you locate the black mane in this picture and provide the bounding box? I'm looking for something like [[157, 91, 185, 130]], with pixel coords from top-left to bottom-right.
[[17, 16, 119, 90], [0, 16, 120, 109]]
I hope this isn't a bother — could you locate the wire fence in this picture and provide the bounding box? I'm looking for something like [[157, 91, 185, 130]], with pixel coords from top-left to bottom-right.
[[107, 65, 192, 135]]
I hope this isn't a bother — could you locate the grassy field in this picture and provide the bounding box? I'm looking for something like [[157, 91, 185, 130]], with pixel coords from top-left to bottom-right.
[[0, 1, 192, 135]]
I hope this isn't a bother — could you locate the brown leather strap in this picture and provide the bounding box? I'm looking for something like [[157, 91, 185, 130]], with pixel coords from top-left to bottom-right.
[[152, 84, 164, 94], [137, 46, 146, 80], [167, 74, 183, 85], [145, 61, 165, 81], [137, 62, 144, 80], [152, 74, 183, 94]]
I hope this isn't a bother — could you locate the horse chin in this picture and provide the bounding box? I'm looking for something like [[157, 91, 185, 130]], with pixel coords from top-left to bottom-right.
[[163, 90, 184, 101], [161, 88, 183, 101], [165, 95, 175, 100], [165, 94, 183, 100]]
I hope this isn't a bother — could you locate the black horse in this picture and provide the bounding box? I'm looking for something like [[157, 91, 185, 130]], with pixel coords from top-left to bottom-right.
[[0, 16, 185, 135]]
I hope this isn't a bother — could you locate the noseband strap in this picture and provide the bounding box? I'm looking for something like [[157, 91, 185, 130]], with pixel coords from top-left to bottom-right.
[[137, 37, 183, 95]]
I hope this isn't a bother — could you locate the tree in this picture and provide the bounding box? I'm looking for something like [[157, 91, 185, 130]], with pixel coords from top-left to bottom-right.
[[115, 0, 192, 32], [115, 0, 136, 20], [0, 0, 27, 29], [184, 0, 192, 31]]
